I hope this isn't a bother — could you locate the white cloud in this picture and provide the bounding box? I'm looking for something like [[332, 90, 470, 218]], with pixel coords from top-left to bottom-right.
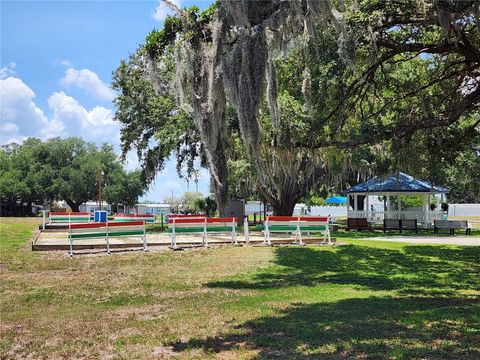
[[0, 62, 16, 80], [47, 91, 120, 143], [0, 121, 24, 145], [0, 77, 62, 142], [152, 0, 181, 21], [0, 76, 120, 145], [60, 68, 116, 101], [0, 122, 19, 135], [60, 60, 72, 67], [124, 150, 141, 171]]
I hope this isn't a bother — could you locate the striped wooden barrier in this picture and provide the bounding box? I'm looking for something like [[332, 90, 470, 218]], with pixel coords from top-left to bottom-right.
[[68, 221, 147, 256], [48, 212, 91, 225], [114, 214, 155, 224], [168, 217, 237, 249], [262, 216, 331, 245]]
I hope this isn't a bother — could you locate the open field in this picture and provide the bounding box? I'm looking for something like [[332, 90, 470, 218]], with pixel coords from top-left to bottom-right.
[[1, 218, 479, 359]]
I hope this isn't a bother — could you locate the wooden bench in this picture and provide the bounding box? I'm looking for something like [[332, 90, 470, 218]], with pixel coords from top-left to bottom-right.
[[44, 211, 91, 229], [401, 219, 418, 233], [114, 214, 155, 224], [168, 217, 237, 249], [262, 216, 331, 245], [68, 221, 147, 256], [346, 218, 373, 231], [383, 219, 418, 233], [434, 220, 472, 235]]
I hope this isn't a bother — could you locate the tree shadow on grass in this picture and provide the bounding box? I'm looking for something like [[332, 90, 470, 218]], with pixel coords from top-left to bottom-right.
[[171, 296, 479, 359], [171, 245, 479, 358], [210, 245, 480, 295]]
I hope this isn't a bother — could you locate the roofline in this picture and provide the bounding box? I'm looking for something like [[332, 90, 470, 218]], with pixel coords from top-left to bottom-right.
[[344, 189, 449, 194]]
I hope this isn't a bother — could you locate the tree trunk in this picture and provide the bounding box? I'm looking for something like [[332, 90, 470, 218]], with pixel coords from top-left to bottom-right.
[[271, 193, 300, 216], [211, 176, 229, 217], [65, 200, 81, 212]]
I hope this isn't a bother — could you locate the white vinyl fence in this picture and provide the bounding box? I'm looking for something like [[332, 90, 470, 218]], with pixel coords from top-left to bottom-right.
[[448, 204, 480, 217], [304, 205, 347, 218]]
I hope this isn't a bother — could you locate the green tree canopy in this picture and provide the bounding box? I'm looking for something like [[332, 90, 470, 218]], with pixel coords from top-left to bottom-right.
[[113, 0, 479, 215], [0, 138, 145, 214]]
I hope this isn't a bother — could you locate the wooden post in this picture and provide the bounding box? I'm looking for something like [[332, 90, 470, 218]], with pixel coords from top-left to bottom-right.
[[42, 210, 46, 230], [143, 221, 147, 251], [244, 217, 250, 244]]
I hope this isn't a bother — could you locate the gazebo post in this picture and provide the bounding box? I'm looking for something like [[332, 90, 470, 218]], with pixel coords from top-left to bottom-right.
[[366, 192, 370, 220], [386, 193, 391, 219], [353, 194, 358, 216], [423, 194, 428, 228], [398, 195, 402, 219]]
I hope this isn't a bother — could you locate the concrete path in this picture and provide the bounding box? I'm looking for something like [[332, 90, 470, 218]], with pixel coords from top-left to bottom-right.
[[364, 236, 480, 246]]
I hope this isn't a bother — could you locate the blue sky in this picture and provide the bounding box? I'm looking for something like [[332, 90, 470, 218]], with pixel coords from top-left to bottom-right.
[[1, 0, 212, 202]]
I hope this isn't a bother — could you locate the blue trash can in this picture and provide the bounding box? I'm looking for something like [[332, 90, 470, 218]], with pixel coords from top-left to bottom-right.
[[94, 210, 107, 222]]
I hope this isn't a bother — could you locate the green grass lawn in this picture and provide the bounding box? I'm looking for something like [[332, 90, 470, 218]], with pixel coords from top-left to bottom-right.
[[1, 218, 479, 359]]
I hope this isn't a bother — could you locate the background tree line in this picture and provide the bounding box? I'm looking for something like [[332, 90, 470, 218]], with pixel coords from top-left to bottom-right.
[[0, 137, 144, 216]]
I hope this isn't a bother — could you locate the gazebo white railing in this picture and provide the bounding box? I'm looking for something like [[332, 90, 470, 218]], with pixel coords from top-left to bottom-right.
[[349, 209, 444, 226]]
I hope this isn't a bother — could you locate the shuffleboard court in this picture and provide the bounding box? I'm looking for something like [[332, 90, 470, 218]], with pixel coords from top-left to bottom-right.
[[32, 231, 333, 251]]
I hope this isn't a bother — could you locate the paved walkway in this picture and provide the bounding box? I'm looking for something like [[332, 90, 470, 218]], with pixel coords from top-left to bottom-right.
[[364, 236, 480, 246]]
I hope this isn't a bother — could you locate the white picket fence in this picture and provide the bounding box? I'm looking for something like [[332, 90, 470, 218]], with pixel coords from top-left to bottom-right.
[[448, 204, 480, 217]]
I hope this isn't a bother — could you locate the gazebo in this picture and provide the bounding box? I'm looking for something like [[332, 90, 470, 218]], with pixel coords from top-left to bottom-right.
[[344, 172, 449, 228]]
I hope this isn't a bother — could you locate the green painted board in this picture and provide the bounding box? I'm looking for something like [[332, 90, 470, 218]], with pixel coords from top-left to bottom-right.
[[70, 230, 144, 239], [51, 217, 90, 221], [115, 218, 154, 223]]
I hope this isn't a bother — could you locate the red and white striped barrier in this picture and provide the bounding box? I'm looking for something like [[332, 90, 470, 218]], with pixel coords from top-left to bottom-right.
[[168, 217, 237, 248], [262, 216, 330, 245], [68, 221, 146, 256], [114, 213, 155, 223]]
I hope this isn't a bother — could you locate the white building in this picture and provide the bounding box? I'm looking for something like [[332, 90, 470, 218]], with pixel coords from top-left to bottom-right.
[[134, 203, 172, 216], [58, 201, 112, 214]]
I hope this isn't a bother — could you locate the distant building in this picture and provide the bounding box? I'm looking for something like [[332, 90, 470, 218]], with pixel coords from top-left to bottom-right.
[[57, 201, 112, 214], [80, 202, 112, 214], [134, 203, 172, 216], [245, 201, 273, 215]]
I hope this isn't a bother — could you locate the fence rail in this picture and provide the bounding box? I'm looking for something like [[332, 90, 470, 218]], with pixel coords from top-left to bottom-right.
[[448, 204, 480, 217]]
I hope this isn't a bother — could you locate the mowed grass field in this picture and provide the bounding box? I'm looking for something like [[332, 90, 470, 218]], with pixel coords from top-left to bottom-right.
[[1, 218, 479, 359]]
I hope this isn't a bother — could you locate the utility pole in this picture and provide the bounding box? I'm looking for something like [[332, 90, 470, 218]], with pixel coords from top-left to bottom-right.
[[194, 170, 199, 192], [98, 169, 103, 211]]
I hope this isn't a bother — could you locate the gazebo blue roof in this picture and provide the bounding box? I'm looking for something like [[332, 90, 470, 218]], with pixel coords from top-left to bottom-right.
[[344, 172, 449, 194]]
